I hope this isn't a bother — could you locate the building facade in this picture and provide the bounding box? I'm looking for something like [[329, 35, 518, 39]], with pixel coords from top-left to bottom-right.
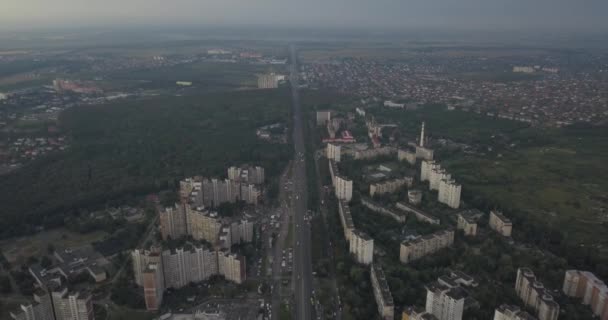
[[438, 179, 461, 209], [400, 230, 454, 264], [493, 304, 537, 320], [326, 143, 342, 163], [143, 263, 164, 311], [334, 175, 353, 202], [515, 268, 560, 320], [349, 230, 374, 265], [489, 210, 513, 237], [370, 177, 412, 197], [371, 264, 395, 320], [562, 270, 608, 320], [425, 283, 465, 320]]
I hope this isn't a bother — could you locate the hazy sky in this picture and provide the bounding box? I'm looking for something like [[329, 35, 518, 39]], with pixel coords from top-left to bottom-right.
[[2, 0, 607, 31]]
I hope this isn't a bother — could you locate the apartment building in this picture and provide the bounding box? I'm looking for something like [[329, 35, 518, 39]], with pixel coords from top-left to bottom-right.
[[398, 147, 417, 165], [562, 270, 608, 319], [334, 175, 353, 202], [370, 177, 412, 196], [349, 229, 374, 265], [456, 210, 481, 236], [159, 203, 188, 240], [438, 178, 461, 209], [353, 146, 396, 160], [132, 246, 162, 286], [420, 160, 439, 182], [51, 288, 94, 320], [10, 289, 55, 320], [227, 165, 265, 184], [162, 246, 220, 289], [257, 73, 279, 89], [326, 142, 341, 162], [400, 230, 454, 264], [515, 268, 560, 320], [429, 167, 451, 191], [493, 304, 537, 320], [425, 282, 466, 320], [218, 250, 246, 284], [186, 206, 223, 243], [489, 210, 513, 237], [371, 264, 395, 320], [143, 263, 164, 311], [338, 200, 355, 241]]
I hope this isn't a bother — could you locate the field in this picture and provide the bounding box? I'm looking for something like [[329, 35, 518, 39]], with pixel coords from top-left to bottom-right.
[[0, 228, 108, 266], [0, 88, 293, 239], [105, 61, 279, 91]]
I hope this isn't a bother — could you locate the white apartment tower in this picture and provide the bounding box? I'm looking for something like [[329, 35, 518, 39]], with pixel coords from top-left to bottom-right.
[[349, 230, 374, 265], [425, 283, 465, 320], [326, 143, 341, 162], [334, 175, 353, 202], [438, 179, 461, 209]]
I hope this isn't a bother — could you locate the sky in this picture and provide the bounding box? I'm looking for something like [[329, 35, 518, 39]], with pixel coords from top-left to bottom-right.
[[2, 0, 607, 32]]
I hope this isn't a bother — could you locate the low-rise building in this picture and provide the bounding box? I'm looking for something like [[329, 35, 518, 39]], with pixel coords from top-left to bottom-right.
[[407, 189, 423, 205], [493, 304, 537, 320], [489, 210, 513, 237], [402, 307, 439, 320], [398, 148, 417, 165], [316, 110, 331, 126], [395, 202, 439, 225], [371, 264, 395, 320], [456, 210, 482, 236], [400, 230, 454, 264], [362, 197, 407, 223]]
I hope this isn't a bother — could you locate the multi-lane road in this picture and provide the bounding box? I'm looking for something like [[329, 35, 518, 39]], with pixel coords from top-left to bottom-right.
[[289, 44, 314, 320]]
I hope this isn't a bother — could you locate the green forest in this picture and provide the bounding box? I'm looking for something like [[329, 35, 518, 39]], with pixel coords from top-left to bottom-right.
[[0, 89, 292, 238]]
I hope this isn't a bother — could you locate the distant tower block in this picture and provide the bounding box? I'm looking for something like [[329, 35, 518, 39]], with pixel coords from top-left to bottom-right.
[[420, 122, 426, 147], [408, 189, 423, 205]]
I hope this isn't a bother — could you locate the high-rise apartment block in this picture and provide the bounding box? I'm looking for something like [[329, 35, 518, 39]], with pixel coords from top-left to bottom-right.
[[338, 200, 355, 241], [349, 230, 374, 265], [493, 304, 538, 320], [420, 160, 439, 182], [159, 203, 188, 240], [326, 143, 342, 162], [371, 264, 395, 320], [51, 288, 94, 320], [143, 263, 164, 311], [334, 175, 353, 202], [489, 210, 513, 237], [402, 307, 439, 320], [425, 282, 466, 320], [217, 250, 247, 284], [438, 178, 461, 209], [400, 230, 454, 264], [515, 268, 560, 320], [132, 246, 162, 286], [562, 270, 608, 319]]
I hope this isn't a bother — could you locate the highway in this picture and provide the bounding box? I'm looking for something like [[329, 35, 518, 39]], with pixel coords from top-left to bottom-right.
[[289, 44, 313, 320]]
